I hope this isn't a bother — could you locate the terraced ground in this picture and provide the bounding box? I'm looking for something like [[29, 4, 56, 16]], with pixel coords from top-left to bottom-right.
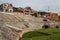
[[0, 13, 26, 40], [0, 13, 59, 40], [0, 13, 44, 40]]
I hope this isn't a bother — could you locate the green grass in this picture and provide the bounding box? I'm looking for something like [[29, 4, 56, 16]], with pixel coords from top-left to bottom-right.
[[55, 20, 60, 22], [21, 28, 60, 40]]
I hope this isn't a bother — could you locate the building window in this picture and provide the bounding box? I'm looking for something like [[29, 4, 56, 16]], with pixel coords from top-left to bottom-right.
[[4, 4, 7, 6], [4, 7, 5, 8]]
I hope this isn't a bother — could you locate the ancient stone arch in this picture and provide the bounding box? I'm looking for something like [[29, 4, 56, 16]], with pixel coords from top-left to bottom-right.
[[42, 25, 50, 28]]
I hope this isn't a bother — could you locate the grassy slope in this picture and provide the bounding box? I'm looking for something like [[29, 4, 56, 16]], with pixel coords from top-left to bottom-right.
[[21, 28, 60, 40]]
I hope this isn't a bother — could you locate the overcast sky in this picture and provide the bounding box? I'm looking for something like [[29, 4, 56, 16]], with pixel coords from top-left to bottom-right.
[[0, 0, 60, 13]]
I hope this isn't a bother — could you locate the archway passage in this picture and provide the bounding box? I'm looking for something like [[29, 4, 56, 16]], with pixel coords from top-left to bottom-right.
[[42, 25, 50, 28], [55, 25, 59, 28], [43, 19, 47, 21]]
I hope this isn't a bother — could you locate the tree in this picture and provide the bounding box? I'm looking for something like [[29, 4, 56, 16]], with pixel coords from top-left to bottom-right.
[[38, 11, 46, 16], [31, 13, 37, 17]]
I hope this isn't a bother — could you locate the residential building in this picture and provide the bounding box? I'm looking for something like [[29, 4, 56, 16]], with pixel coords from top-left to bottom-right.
[[13, 7, 23, 12], [13, 6, 37, 16], [44, 12, 58, 20], [13, 7, 24, 16], [0, 3, 13, 12], [0, 3, 37, 16], [0, 4, 3, 11], [23, 7, 37, 15]]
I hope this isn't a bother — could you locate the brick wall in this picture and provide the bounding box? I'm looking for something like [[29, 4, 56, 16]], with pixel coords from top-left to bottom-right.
[[47, 13, 58, 20]]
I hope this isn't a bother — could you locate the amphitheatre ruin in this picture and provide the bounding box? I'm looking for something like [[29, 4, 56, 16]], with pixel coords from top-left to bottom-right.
[[0, 12, 59, 40]]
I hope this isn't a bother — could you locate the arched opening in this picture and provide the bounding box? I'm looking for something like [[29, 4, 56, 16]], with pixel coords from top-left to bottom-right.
[[10, 10, 12, 12], [43, 19, 47, 22], [42, 25, 50, 28], [55, 25, 59, 28]]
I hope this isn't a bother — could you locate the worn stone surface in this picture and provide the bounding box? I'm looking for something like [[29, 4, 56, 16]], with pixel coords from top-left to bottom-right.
[[0, 13, 59, 40], [0, 13, 26, 40]]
